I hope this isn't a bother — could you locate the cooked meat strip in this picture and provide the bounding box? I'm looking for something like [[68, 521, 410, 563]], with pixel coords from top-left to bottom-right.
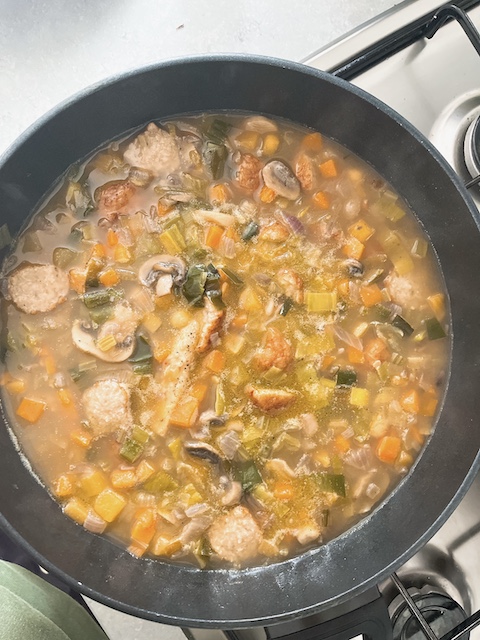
[[82, 379, 132, 436], [123, 123, 181, 176], [253, 327, 293, 371], [295, 154, 315, 191], [208, 506, 262, 564], [245, 384, 297, 413], [196, 300, 224, 353], [8, 264, 69, 314]]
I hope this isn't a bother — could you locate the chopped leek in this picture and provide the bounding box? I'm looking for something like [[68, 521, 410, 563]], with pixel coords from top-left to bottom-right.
[[53, 247, 78, 270], [336, 370, 357, 387], [143, 471, 178, 493], [425, 317, 446, 340], [120, 438, 144, 463], [234, 460, 262, 493], [82, 288, 123, 309], [391, 314, 414, 337], [380, 232, 414, 275], [314, 473, 346, 497], [242, 221, 260, 241], [159, 224, 186, 254]]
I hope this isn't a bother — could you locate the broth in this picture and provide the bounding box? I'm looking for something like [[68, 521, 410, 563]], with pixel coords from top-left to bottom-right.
[[1, 113, 449, 567]]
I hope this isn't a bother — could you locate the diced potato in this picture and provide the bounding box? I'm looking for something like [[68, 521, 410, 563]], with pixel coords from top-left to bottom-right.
[[142, 312, 162, 334], [94, 489, 127, 523], [239, 286, 262, 312], [135, 460, 156, 484], [64, 497, 90, 525], [54, 474, 74, 498], [262, 133, 280, 156], [80, 469, 108, 498], [151, 536, 182, 557], [350, 387, 370, 408]]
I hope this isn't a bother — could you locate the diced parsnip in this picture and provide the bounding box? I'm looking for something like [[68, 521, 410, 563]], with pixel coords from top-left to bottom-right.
[[302, 132, 323, 151], [347, 346, 365, 364], [238, 286, 262, 312], [380, 232, 414, 275], [335, 434, 351, 453], [376, 436, 401, 464], [262, 133, 280, 156], [235, 130, 260, 151], [111, 468, 137, 490], [312, 191, 330, 210], [259, 185, 277, 203], [350, 387, 370, 408], [6, 378, 25, 394], [169, 309, 192, 329], [16, 397, 46, 423], [319, 158, 338, 178], [69, 268, 87, 294], [107, 228, 118, 247], [400, 389, 420, 414], [135, 460, 156, 484], [159, 224, 186, 254], [360, 284, 383, 307], [225, 333, 246, 355], [114, 243, 132, 264], [71, 429, 93, 448], [99, 267, 120, 287], [427, 293, 446, 320], [131, 508, 157, 546], [151, 536, 182, 557], [209, 183, 230, 204], [204, 349, 225, 373], [54, 474, 74, 498], [80, 469, 108, 498], [342, 236, 365, 260], [64, 497, 90, 525], [94, 489, 127, 523], [305, 291, 337, 313], [370, 413, 389, 438], [205, 224, 224, 250], [142, 312, 162, 334], [169, 397, 200, 428], [348, 219, 375, 243]]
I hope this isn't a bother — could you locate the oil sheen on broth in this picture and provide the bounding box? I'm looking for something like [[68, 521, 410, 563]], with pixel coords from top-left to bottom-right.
[[1, 114, 448, 568]]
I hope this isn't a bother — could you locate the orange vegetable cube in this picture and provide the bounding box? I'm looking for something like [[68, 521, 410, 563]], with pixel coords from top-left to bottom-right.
[[107, 228, 118, 247], [94, 489, 127, 523], [131, 508, 157, 546], [209, 183, 230, 204], [90, 243, 106, 258], [420, 391, 438, 417], [319, 158, 338, 178], [273, 481, 295, 501], [347, 346, 365, 364], [348, 219, 375, 243], [364, 338, 388, 363], [259, 185, 277, 203], [205, 224, 224, 250], [16, 397, 46, 423], [322, 354, 336, 369], [400, 389, 420, 414], [69, 268, 86, 294], [54, 474, 74, 498], [335, 434, 351, 454], [111, 468, 137, 490], [190, 382, 208, 402], [99, 268, 120, 287], [302, 132, 323, 151], [360, 284, 383, 307], [57, 388, 73, 406], [157, 199, 174, 216], [376, 436, 401, 464], [64, 497, 90, 525], [114, 243, 132, 264], [71, 429, 93, 448], [170, 397, 200, 428], [312, 190, 330, 210], [342, 236, 365, 260], [203, 349, 226, 374]]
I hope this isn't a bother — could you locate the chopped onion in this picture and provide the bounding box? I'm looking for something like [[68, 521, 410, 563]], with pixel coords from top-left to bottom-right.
[[341, 426, 355, 440], [116, 226, 133, 247], [217, 430, 240, 459], [130, 287, 155, 314], [180, 516, 212, 543], [185, 503, 209, 518], [345, 446, 373, 470], [333, 325, 363, 351], [134, 492, 157, 506], [83, 510, 107, 534], [366, 482, 381, 500], [300, 413, 319, 437], [220, 235, 236, 259], [279, 212, 305, 235]]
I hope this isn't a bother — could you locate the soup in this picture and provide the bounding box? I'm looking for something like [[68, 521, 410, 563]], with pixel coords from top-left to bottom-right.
[[1, 113, 448, 567]]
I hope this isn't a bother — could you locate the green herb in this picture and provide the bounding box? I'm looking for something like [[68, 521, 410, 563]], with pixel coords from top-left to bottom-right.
[[425, 317, 446, 340], [205, 119, 231, 145], [203, 142, 228, 180], [279, 297, 294, 316], [143, 471, 178, 494], [391, 314, 414, 337], [234, 460, 263, 493], [183, 265, 208, 306], [88, 304, 114, 325], [53, 247, 78, 270], [336, 370, 357, 387], [314, 473, 346, 497], [242, 221, 260, 241], [120, 438, 144, 463], [129, 335, 153, 375]]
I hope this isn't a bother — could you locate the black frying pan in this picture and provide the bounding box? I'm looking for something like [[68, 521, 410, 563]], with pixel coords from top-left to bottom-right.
[[1, 55, 480, 628]]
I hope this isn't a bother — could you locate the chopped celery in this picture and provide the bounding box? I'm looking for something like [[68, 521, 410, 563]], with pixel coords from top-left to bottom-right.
[[53, 247, 78, 270], [372, 193, 406, 222], [132, 362, 153, 375], [159, 223, 186, 254], [143, 471, 178, 493], [83, 288, 123, 309], [305, 291, 337, 313], [375, 304, 393, 321], [336, 370, 357, 387], [96, 334, 116, 352], [314, 473, 346, 497], [242, 221, 260, 241], [131, 426, 149, 444], [234, 460, 262, 493], [391, 314, 414, 337], [295, 332, 335, 358], [425, 317, 446, 340], [120, 438, 144, 463], [220, 266, 244, 286]]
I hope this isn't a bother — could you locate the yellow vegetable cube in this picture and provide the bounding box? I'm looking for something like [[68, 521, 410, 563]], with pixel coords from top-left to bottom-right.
[[262, 133, 280, 156], [64, 497, 90, 525], [239, 286, 262, 312], [135, 460, 156, 484], [80, 469, 108, 498], [142, 312, 162, 334], [350, 387, 370, 408], [94, 489, 127, 523]]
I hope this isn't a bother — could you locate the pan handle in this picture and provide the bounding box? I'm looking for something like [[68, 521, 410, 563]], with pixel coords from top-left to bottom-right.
[[263, 588, 393, 640]]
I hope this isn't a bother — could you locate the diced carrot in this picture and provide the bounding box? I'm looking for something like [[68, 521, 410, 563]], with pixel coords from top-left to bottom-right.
[[400, 389, 420, 414], [319, 158, 337, 178], [342, 236, 365, 260], [348, 219, 375, 243], [190, 382, 208, 402], [336, 278, 350, 297], [335, 434, 351, 454], [209, 183, 230, 204], [420, 390, 438, 417], [58, 388, 73, 406], [322, 354, 336, 369], [157, 199, 174, 216], [272, 481, 295, 501], [360, 284, 383, 307], [347, 346, 365, 364], [131, 508, 157, 546], [107, 228, 118, 247], [114, 243, 132, 264], [364, 338, 388, 363], [111, 468, 137, 490], [40, 353, 56, 375], [16, 397, 46, 423], [376, 436, 401, 464], [71, 429, 93, 448], [312, 190, 330, 210], [6, 378, 25, 395], [302, 132, 323, 151], [54, 474, 74, 498], [170, 397, 200, 428], [91, 243, 106, 258], [94, 489, 127, 523], [259, 185, 277, 203], [205, 224, 224, 250], [203, 349, 226, 373], [99, 267, 120, 287], [231, 312, 248, 328], [69, 268, 86, 294]]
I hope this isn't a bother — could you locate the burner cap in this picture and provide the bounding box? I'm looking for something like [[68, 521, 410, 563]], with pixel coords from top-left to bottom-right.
[[464, 116, 480, 179], [390, 589, 469, 640]]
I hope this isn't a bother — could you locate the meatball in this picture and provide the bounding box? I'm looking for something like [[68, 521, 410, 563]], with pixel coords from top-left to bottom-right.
[[82, 380, 132, 436], [254, 327, 293, 371], [95, 180, 136, 213], [385, 272, 423, 309], [8, 264, 69, 314], [236, 154, 262, 191], [124, 123, 181, 176], [208, 506, 262, 564], [276, 269, 304, 304]]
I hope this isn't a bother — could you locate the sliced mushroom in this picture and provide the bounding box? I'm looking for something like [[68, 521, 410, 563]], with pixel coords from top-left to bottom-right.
[[262, 160, 301, 201], [199, 410, 228, 428], [221, 480, 243, 506], [72, 320, 135, 362], [264, 458, 295, 478], [184, 441, 222, 464], [243, 115, 278, 133], [139, 255, 186, 296], [344, 259, 364, 278]]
